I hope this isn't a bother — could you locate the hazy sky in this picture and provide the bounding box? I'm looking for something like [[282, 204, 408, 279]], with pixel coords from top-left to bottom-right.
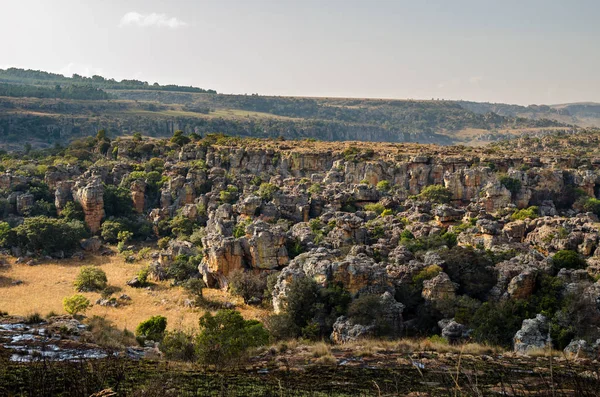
[[1, 0, 599, 105]]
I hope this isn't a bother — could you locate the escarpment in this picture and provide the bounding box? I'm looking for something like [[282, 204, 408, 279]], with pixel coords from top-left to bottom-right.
[[5, 132, 600, 349]]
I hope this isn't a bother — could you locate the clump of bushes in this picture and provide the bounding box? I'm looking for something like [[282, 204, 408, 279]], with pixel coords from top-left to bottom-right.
[[74, 266, 107, 292], [511, 206, 539, 221], [499, 175, 522, 196], [195, 310, 269, 368], [363, 203, 385, 215]]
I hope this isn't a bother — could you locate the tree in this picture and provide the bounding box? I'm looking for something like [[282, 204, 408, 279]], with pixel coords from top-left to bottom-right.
[[132, 132, 143, 141], [228, 270, 266, 304], [136, 315, 167, 341], [103, 185, 133, 217], [63, 294, 90, 316], [418, 185, 452, 204], [195, 310, 269, 368], [170, 130, 190, 146], [74, 266, 108, 292]]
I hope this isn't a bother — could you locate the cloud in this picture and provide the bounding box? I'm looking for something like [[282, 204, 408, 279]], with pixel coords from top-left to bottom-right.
[[469, 76, 483, 84], [57, 63, 103, 78], [119, 12, 188, 28]]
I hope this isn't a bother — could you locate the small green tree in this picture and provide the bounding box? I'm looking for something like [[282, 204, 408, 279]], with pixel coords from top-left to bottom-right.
[[74, 266, 108, 292], [136, 315, 167, 341], [195, 310, 269, 368], [228, 270, 266, 304], [171, 130, 191, 146], [418, 185, 452, 204], [63, 294, 90, 316]]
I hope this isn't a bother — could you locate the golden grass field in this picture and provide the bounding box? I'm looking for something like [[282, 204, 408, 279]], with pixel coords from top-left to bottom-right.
[[0, 252, 269, 332]]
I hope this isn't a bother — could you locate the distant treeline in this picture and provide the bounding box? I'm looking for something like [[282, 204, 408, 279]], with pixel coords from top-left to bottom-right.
[[0, 83, 110, 100], [0, 68, 217, 94]]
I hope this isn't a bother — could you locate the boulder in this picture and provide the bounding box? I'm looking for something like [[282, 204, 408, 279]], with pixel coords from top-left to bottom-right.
[[513, 314, 551, 354], [330, 316, 375, 344], [73, 177, 104, 233], [81, 237, 102, 252]]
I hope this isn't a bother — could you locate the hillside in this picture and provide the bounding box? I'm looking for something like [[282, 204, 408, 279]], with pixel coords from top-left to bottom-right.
[[459, 100, 600, 128], [0, 68, 572, 150]]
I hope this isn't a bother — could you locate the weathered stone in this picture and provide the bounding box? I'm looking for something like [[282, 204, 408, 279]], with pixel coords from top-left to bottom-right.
[[513, 314, 550, 354], [73, 178, 104, 233]]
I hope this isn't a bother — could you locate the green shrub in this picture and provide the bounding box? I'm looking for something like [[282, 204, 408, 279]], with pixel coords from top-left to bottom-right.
[[117, 230, 133, 243], [412, 265, 442, 284], [136, 315, 167, 342], [101, 218, 132, 244], [381, 209, 393, 217], [74, 266, 107, 292], [578, 197, 600, 216], [166, 255, 199, 282], [63, 294, 90, 316], [60, 201, 85, 222], [103, 184, 133, 217], [160, 329, 197, 361], [363, 203, 385, 215], [219, 185, 239, 204], [171, 130, 191, 146], [137, 266, 149, 287], [264, 313, 299, 341], [283, 277, 320, 330], [376, 180, 391, 192], [183, 278, 205, 305], [499, 175, 522, 196], [158, 237, 171, 250], [232, 218, 252, 238], [418, 185, 452, 204], [258, 183, 279, 201], [195, 310, 269, 368], [552, 250, 586, 272], [511, 206, 539, 220]]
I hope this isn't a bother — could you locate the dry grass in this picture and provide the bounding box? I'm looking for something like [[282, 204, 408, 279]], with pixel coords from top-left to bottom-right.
[[310, 341, 331, 358], [525, 347, 564, 358], [0, 253, 269, 331], [334, 338, 504, 356]]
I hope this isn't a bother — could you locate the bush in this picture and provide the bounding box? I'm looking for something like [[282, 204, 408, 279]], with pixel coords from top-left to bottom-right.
[[183, 278, 205, 304], [195, 310, 269, 368], [441, 246, 495, 299], [511, 206, 539, 221], [63, 294, 90, 316], [418, 185, 452, 204], [258, 183, 279, 201], [499, 175, 522, 196], [137, 266, 149, 287], [363, 203, 385, 215], [376, 180, 391, 192], [171, 130, 190, 146], [263, 313, 299, 341], [160, 329, 196, 361], [101, 218, 132, 244], [219, 185, 239, 204], [74, 266, 108, 292], [166, 255, 200, 282], [552, 250, 586, 272], [347, 294, 390, 335], [60, 201, 85, 222], [136, 315, 167, 342], [577, 197, 600, 216], [283, 277, 320, 330], [228, 269, 266, 304], [103, 185, 133, 217], [12, 217, 87, 254]]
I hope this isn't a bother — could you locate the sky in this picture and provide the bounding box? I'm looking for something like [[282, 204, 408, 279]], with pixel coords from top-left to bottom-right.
[[1, 0, 599, 105]]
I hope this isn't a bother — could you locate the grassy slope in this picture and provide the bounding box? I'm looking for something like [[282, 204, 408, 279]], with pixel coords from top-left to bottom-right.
[[0, 252, 268, 331]]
